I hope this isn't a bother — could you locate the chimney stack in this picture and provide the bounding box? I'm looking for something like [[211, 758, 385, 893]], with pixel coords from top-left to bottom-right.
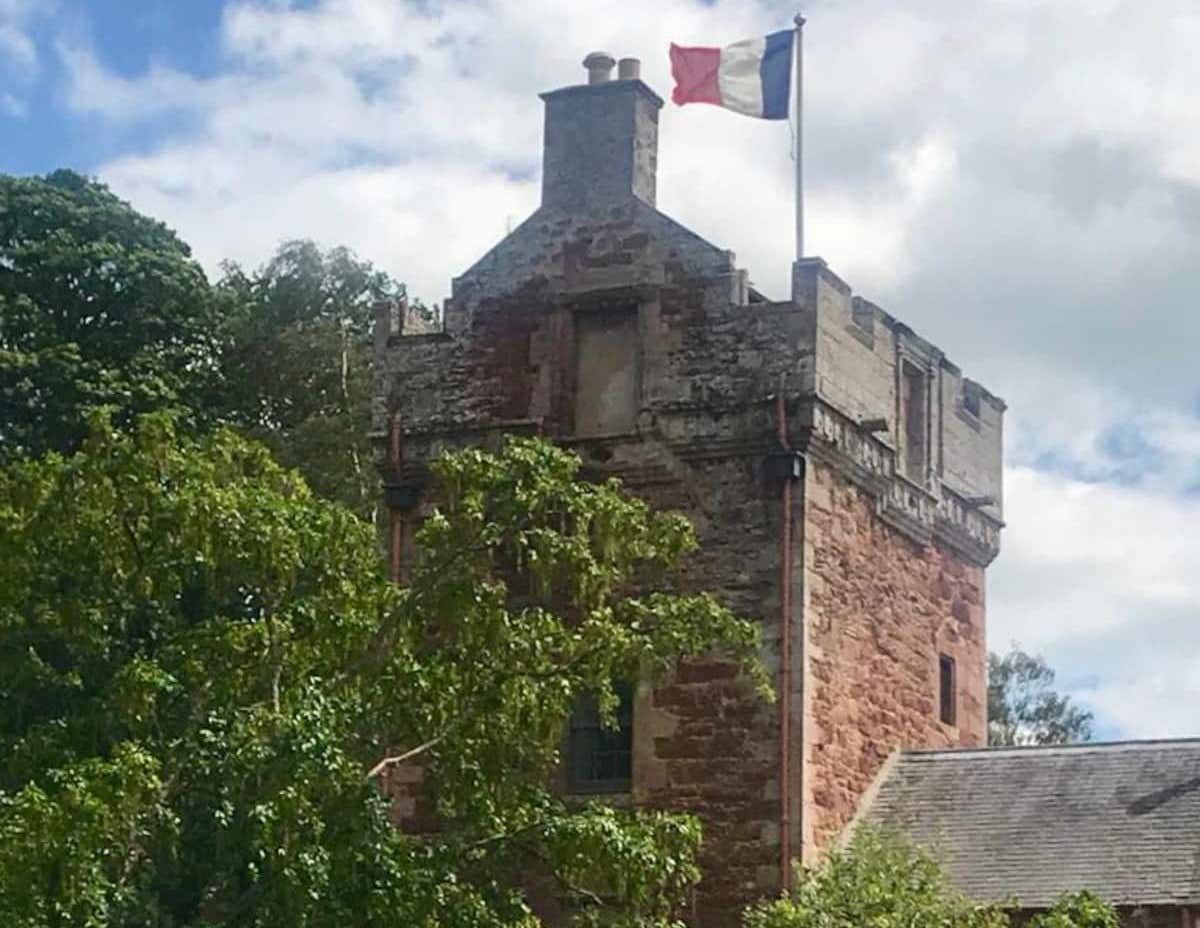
[[538, 52, 662, 210]]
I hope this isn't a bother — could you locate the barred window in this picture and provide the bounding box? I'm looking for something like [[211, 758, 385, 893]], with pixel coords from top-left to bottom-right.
[[567, 681, 633, 793]]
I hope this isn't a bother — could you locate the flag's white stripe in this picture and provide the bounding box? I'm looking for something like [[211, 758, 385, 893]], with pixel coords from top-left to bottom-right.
[[717, 36, 766, 117]]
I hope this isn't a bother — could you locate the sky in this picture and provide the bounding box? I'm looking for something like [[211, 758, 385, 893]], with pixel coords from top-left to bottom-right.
[[3, 0, 1198, 741]]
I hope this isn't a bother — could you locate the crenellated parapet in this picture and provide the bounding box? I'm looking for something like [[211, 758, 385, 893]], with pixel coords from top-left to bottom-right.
[[792, 257, 1004, 563], [802, 398, 1002, 566], [373, 256, 1004, 569]]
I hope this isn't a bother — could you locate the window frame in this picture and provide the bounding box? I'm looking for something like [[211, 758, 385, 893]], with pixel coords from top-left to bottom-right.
[[938, 653, 957, 727], [566, 680, 634, 794], [572, 304, 641, 438], [900, 358, 931, 484]]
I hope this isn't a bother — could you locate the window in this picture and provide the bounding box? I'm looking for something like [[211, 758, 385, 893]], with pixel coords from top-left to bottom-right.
[[574, 308, 639, 436], [939, 654, 957, 726], [900, 360, 929, 480], [962, 383, 982, 419], [567, 681, 633, 793]]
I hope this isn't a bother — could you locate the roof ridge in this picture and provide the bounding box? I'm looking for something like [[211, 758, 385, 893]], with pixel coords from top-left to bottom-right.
[[900, 736, 1200, 759]]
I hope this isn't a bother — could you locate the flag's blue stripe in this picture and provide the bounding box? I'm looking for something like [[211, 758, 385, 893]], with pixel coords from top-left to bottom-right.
[[760, 29, 793, 120]]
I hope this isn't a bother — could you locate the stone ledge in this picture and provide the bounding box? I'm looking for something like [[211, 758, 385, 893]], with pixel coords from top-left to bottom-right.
[[844, 320, 875, 351], [375, 417, 543, 440], [579, 461, 677, 487], [955, 404, 983, 433], [799, 397, 1001, 567], [539, 77, 664, 109], [387, 330, 453, 347], [934, 517, 1002, 567], [369, 400, 1002, 566]]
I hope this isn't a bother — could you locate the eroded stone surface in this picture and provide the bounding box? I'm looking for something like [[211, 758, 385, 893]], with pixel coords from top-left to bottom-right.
[[803, 460, 987, 854], [372, 66, 1004, 928]]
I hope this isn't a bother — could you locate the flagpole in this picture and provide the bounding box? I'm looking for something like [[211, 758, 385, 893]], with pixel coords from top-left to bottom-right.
[[794, 12, 805, 261]]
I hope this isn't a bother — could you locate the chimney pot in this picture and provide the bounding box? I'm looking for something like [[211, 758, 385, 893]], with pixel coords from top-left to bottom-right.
[[583, 51, 616, 84], [617, 57, 641, 80]]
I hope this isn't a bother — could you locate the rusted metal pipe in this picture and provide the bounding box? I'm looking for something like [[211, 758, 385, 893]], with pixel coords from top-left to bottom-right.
[[776, 373, 793, 894], [388, 414, 403, 584]]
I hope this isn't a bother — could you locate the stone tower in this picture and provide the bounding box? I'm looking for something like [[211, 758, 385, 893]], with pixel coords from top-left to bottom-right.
[[372, 54, 1004, 927]]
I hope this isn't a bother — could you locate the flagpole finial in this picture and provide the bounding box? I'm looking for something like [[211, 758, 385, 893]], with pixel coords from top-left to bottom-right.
[[794, 12, 806, 27]]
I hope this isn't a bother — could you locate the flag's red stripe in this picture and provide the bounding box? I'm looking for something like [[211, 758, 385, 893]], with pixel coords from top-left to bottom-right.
[[669, 43, 722, 106]]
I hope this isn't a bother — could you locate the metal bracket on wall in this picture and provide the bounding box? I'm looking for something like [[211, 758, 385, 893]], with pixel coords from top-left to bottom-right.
[[764, 450, 804, 483], [382, 479, 424, 513]]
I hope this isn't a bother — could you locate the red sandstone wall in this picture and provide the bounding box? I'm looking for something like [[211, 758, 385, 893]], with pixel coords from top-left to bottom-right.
[[380, 453, 789, 928], [802, 460, 987, 853], [631, 455, 786, 928]]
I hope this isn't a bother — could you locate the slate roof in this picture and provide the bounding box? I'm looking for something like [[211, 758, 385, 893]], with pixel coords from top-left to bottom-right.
[[863, 739, 1200, 908]]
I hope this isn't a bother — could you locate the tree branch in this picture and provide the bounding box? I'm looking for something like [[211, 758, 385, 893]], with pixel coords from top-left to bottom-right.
[[527, 843, 608, 910], [264, 608, 282, 714], [365, 732, 447, 781]]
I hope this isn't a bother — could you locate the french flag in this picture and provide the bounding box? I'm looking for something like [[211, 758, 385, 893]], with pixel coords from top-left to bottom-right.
[[670, 30, 794, 120]]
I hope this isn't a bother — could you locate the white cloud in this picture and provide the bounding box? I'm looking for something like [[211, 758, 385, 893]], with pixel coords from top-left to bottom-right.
[[101, 144, 536, 299], [56, 0, 1200, 739], [51, 0, 770, 300], [994, 465, 1200, 738], [991, 367, 1200, 738], [999, 467, 1200, 642], [56, 43, 233, 120], [810, 131, 958, 290], [1086, 666, 1200, 740], [0, 0, 47, 103], [0, 22, 35, 71]]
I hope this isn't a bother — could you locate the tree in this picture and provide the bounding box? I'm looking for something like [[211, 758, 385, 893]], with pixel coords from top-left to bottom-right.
[[0, 421, 766, 927], [0, 174, 418, 518], [744, 828, 1117, 928], [745, 829, 1008, 928], [0, 171, 217, 462], [213, 241, 424, 517], [988, 646, 1094, 747]]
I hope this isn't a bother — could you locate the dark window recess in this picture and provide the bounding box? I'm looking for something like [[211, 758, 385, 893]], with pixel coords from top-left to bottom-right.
[[939, 654, 957, 726], [567, 681, 633, 793], [962, 383, 982, 418], [901, 360, 929, 480]]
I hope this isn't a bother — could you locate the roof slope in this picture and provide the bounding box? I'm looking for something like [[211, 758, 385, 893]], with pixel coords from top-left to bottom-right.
[[864, 739, 1200, 907]]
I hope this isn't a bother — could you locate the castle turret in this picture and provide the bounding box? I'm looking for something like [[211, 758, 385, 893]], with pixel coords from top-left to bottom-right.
[[373, 55, 1004, 928]]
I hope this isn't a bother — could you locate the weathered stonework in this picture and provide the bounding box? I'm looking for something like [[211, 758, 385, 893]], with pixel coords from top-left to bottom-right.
[[801, 460, 987, 853], [372, 60, 1004, 927]]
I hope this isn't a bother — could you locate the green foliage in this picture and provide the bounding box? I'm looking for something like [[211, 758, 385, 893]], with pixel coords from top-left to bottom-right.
[[0, 171, 217, 462], [0, 172, 417, 516], [988, 646, 1094, 746], [0, 422, 764, 927], [213, 240, 421, 517], [744, 829, 1117, 928], [745, 829, 1008, 928], [1028, 893, 1119, 928]]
